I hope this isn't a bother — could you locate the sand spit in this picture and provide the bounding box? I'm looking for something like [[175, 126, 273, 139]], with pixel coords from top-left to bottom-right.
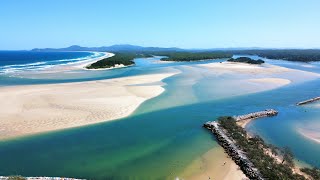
[[0, 72, 179, 140]]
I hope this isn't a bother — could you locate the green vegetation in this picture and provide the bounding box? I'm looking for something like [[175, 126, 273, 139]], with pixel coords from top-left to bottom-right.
[[85, 49, 320, 69], [300, 167, 320, 180], [158, 52, 232, 61], [227, 57, 265, 64], [231, 49, 320, 62], [86, 53, 139, 69], [87, 51, 233, 69], [7, 176, 26, 180], [217, 116, 306, 179]]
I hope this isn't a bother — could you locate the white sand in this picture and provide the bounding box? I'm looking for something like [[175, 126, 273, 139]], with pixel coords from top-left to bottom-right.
[[0, 72, 178, 140], [198, 62, 320, 96], [249, 78, 291, 85], [45, 52, 115, 72], [179, 147, 246, 180], [74, 52, 115, 69], [298, 128, 320, 144], [25, 52, 115, 74], [300, 64, 316, 68], [199, 61, 320, 76], [198, 62, 291, 74]]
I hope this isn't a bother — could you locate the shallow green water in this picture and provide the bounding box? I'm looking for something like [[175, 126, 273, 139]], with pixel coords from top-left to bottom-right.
[[0, 57, 320, 179]]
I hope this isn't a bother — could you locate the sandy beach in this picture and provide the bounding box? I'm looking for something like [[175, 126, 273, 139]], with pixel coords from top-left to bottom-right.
[[237, 118, 254, 128], [80, 52, 114, 69], [198, 62, 295, 94], [179, 147, 246, 180], [45, 52, 115, 72], [198, 62, 292, 74], [194, 62, 320, 103], [0, 71, 179, 140], [199, 62, 320, 79]]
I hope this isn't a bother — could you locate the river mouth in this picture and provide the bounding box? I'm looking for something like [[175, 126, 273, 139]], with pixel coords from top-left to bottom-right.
[[0, 55, 320, 179]]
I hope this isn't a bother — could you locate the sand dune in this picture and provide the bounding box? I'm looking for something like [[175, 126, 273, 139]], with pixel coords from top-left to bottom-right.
[[0, 72, 178, 140]]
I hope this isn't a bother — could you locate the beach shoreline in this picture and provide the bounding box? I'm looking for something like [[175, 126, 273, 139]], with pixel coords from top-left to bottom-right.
[[51, 51, 115, 71], [77, 52, 115, 69], [179, 147, 246, 180]]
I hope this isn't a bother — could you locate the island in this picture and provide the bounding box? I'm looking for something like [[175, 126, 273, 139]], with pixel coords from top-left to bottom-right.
[[227, 57, 265, 64], [159, 52, 232, 62]]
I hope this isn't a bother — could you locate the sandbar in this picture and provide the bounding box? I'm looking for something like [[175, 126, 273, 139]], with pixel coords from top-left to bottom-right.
[[0, 72, 178, 140], [298, 128, 320, 144]]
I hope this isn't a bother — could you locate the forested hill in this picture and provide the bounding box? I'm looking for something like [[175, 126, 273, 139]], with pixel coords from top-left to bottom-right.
[[31, 45, 320, 62], [31, 45, 183, 52], [229, 49, 320, 62], [158, 52, 233, 61]]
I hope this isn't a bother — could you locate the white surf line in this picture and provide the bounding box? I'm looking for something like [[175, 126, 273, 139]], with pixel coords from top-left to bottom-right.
[[72, 52, 115, 69]]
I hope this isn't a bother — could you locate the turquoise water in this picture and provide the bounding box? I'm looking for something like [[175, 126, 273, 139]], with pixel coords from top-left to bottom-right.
[[0, 55, 320, 179]]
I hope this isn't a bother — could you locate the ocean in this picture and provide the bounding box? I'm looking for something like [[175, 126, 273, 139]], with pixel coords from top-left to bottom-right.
[[0, 51, 104, 73], [0, 51, 117, 85]]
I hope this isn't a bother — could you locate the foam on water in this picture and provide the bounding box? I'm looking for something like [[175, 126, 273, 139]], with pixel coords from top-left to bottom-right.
[[0, 51, 105, 75]]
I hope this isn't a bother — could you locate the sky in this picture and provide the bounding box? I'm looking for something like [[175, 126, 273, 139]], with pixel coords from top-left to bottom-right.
[[1, 0, 320, 50]]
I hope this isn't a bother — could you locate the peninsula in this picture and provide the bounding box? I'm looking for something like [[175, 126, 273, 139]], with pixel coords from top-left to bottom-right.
[[86, 53, 136, 69], [204, 114, 320, 180]]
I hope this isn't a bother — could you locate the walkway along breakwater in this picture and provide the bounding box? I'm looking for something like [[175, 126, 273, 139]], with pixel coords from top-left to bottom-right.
[[296, 96, 320, 106], [233, 109, 278, 122], [203, 110, 279, 180]]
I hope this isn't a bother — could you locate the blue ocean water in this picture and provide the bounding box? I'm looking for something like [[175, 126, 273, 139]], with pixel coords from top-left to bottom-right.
[[0, 51, 103, 74]]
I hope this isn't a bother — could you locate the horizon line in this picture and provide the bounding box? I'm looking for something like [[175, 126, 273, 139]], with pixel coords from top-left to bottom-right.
[[2, 44, 320, 51]]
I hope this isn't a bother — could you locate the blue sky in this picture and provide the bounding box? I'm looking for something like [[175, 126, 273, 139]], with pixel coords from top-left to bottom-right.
[[1, 0, 320, 50]]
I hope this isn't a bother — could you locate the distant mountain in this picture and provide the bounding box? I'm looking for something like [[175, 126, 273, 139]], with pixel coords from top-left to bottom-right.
[[31, 44, 184, 52], [29, 45, 319, 53]]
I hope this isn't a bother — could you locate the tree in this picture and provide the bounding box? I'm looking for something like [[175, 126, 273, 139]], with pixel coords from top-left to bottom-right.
[[269, 144, 279, 156], [282, 146, 294, 167]]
